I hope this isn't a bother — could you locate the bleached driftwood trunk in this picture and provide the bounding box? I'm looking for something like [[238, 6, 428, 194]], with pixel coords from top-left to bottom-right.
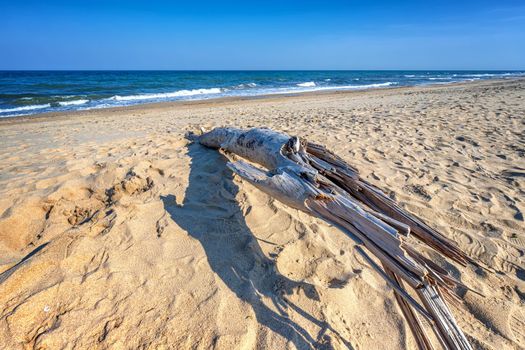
[[196, 127, 479, 350]]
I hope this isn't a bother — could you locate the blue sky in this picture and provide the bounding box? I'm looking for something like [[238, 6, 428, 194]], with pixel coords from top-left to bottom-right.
[[1, 0, 524, 70]]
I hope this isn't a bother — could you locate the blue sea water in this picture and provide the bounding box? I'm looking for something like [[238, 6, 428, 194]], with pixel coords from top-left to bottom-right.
[[0, 70, 523, 118]]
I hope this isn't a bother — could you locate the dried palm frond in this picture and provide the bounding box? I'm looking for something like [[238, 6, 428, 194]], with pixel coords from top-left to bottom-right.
[[196, 127, 481, 350]]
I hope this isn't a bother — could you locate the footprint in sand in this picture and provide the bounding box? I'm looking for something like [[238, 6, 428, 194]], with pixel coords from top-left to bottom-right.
[[402, 184, 432, 202], [509, 308, 525, 346], [506, 232, 525, 249]]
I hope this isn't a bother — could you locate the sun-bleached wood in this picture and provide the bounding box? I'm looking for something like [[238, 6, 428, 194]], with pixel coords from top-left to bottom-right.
[[196, 127, 478, 350]]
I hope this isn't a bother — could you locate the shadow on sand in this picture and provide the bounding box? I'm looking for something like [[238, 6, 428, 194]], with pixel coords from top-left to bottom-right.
[[161, 142, 353, 349]]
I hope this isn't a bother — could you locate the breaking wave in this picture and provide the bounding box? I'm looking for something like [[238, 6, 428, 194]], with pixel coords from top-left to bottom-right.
[[107, 88, 223, 101], [297, 82, 316, 87], [0, 104, 50, 113], [58, 99, 90, 106]]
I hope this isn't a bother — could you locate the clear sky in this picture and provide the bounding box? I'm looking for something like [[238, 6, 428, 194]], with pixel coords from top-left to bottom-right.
[[1, 0, 524, 70]]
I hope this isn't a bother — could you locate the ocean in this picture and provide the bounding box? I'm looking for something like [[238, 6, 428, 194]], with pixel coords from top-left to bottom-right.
[[0, 70, 523, 118]]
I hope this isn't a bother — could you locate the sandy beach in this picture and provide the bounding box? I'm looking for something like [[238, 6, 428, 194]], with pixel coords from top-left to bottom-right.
[[0, 78, 524, 349]]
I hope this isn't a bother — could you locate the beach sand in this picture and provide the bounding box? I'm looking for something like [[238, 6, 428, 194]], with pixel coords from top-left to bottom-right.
[[0, 79, 524, 349]]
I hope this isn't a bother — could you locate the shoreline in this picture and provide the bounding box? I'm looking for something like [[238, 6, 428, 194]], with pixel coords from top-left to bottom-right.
[[1, 77, 524, 125]]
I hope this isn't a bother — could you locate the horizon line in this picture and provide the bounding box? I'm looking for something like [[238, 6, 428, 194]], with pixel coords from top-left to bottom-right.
[[1, 69, 524, 72]]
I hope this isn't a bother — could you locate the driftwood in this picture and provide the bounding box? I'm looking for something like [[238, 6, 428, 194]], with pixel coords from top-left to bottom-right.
[[196, 127, 480, 350]]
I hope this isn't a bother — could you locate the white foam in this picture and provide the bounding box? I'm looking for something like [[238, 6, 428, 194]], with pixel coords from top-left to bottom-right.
[[460, 72, 523, 78], [404, 75, 416, 78], [0, 104, 50, 113], [108, 88, 223, 102], [463, 73, 497, 77], [263, 82, 396, 96], [235, 83, 257, 89], [338, 82, 395, 90], [297, 82, 316, 87], [58, 99, 89, 106], [0, 113, 31, 118]]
